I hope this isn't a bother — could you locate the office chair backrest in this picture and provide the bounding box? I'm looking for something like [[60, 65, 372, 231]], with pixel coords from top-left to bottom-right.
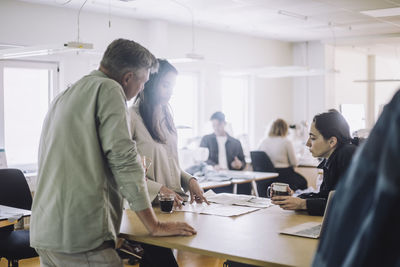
[[250, 151, 276, 172], [0, 168, 32, 210]]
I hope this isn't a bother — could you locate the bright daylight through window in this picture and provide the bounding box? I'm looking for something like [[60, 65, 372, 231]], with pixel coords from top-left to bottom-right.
[[0, 62, 57, 172], [169, 74, 198, 149]]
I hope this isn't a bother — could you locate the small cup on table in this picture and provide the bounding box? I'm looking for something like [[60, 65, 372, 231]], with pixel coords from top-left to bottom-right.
[[158, 193, 175, 213], [267, 182, 290, 198]]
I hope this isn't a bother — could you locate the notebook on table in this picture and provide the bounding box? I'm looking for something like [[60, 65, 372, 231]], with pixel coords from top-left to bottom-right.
[[280, 190, 335, 239]]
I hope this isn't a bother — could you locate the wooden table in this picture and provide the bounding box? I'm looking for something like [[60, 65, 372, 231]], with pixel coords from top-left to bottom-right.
[[120, 205, 321, 267], [199, 180, 232, 190], [200, 171, 278, 197]]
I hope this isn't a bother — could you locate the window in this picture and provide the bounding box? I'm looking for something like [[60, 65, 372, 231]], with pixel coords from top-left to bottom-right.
[[221, 76, 249, 136], [0, 61, 58, 172], [169, 73, 198, 149]]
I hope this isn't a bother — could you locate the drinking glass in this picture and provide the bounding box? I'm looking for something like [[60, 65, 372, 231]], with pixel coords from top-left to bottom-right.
[[142, 156, 152, 175]]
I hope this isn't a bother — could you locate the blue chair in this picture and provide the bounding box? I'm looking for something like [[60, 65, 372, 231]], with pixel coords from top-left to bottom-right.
[[0, 169, 37, 267], [250, 151, 276, 172], [250, 151, 276, 197]]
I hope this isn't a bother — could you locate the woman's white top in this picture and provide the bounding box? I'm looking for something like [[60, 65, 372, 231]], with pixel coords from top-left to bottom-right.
[[129, 104, 192, 202], [258, 136, 298, 168], [216, 136, 228, 169]]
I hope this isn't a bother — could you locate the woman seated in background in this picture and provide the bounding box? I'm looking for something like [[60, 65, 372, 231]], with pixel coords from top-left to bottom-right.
[[272, 110, 359, 216], [258, 118, 308, 193], [129, 59, 208, 267]]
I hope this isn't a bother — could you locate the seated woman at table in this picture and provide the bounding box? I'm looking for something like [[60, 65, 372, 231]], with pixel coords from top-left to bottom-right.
[[258, 118, 307, 192], [129, 59, 208, 267], [272, 110, 359, 216]]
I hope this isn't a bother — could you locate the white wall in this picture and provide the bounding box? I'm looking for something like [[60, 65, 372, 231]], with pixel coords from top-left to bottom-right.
[[332, 48, 400, 129], [252, 77, 293, 147], [293, 41, 330, 124], [0, 0, 294, 150], [334, 48, 368, 111], [375, 56, 400, 118], [291, 42, 398, 133]]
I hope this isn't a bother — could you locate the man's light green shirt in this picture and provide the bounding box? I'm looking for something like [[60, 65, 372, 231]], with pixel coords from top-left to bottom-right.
[[30, 70, 151, 253]]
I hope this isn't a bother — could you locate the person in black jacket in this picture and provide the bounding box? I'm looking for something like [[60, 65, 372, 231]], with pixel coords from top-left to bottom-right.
[[272, 110, 358, 216], [200, 111, 246, 171], [312, 90, 400, 267], [200, 111, 250, 194]]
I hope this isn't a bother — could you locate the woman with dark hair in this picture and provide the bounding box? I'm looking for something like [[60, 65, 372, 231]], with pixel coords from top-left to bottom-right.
[[130, 59, 207, 206], [258, 118, 307, 192], [129, 59, 208, 266], [272, 110, 359, 216]]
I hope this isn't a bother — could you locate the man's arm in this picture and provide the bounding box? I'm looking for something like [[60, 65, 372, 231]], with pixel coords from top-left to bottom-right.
[[97, 85, 151, 211], [200, 136, 216, 165], [236, 140, 246, 170]]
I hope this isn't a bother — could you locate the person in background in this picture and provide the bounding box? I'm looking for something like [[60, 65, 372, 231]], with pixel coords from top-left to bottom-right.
[[311, 90, 400, 267], [30, 39, 196, 267], [200, 111, 246, 171], [272, 110, 359, 216], [130, 59, 208, 267], [258, 118, 308, 193], [200, 111, 250, 194]]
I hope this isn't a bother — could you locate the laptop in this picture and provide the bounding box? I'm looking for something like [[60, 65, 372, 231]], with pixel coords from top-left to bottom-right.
[[280, 190, 335, 239]]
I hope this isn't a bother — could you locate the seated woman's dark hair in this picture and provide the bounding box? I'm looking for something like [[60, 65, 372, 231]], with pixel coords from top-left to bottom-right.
[[313, 110, 359, 146]]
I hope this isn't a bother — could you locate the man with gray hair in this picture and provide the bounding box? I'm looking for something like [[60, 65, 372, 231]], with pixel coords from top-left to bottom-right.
[[30, 39, 196, 267]]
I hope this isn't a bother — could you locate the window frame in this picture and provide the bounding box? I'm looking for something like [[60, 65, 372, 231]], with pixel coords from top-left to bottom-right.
[[169, 71, 200, 148], [0, 59, 59, 169]]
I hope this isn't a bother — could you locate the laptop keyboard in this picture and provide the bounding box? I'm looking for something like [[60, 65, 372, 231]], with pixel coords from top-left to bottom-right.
[[295, 224, 322, 237]]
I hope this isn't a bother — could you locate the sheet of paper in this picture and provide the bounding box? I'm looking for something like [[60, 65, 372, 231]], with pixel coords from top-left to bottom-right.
[[219, 170, 255, 180], [175, 203, 259, 217], [204, 191, 273, 208], [0, 205, 30, 221]]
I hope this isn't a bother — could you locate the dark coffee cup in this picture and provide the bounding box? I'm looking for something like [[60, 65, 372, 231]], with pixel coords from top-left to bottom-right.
[[158, 193, 175, 213], [267, 183, 289, 198]]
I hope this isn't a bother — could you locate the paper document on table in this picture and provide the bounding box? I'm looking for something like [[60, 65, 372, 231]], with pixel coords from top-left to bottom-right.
[[204, 191, 272, 208], [176, 203, 259, 217], [218, 170, 255, 180], [0, 205, 30, 222]]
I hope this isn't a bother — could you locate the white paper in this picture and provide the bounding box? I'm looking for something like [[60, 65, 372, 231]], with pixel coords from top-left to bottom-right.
[[204, 191, 273, 208], [175, 202, 259, 217], [0, 205, 30, 222], [218, 170, 255, 180]]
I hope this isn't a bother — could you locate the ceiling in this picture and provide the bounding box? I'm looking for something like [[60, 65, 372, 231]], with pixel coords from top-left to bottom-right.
[[17, 0, 400, 45]]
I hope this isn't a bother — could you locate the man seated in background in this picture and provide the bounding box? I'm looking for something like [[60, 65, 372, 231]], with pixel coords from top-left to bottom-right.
[[200, 111, 250, 194], [200, 111, 246, 171]]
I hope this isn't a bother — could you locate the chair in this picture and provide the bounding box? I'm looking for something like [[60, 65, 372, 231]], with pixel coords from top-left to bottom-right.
[[250, 151, 276, 172], [250, 151, 277, 197], [0, 169, 38, 267]]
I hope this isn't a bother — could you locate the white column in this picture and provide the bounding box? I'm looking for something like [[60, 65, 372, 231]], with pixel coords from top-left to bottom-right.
[[146, 20, 168, 58], [366, 55, 376, 128]]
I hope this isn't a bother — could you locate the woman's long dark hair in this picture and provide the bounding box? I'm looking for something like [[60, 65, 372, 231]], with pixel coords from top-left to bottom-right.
[[134, 59, 177, 143], [313, 109, 359, 146]]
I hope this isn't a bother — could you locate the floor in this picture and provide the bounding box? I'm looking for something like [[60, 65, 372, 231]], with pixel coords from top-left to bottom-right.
[[0, 251, 226, 267]]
